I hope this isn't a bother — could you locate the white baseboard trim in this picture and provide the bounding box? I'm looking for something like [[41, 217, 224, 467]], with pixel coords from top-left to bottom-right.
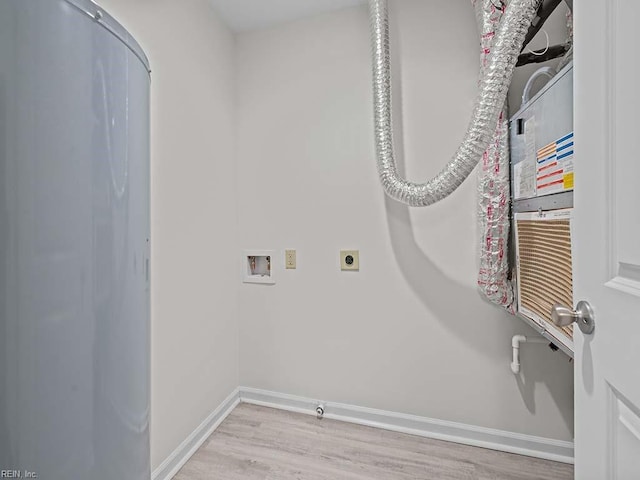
[[152, 385, 573, 480], [152, 388, 240, 480], [239, 386, 574, 464]]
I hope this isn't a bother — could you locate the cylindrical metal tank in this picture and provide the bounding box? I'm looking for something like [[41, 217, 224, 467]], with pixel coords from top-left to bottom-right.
[[0, 1, 151, 479]]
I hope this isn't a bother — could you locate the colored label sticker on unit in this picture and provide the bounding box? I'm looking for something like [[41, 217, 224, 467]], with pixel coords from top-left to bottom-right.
[[563, 172, 574, 189], [536, 132, 574, 195]]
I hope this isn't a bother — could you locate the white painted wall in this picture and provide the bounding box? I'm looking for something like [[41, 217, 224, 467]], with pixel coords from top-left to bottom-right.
[[236, 0, 574, 442], [209, 0, 366, 32], [95, 0, 239, 469]]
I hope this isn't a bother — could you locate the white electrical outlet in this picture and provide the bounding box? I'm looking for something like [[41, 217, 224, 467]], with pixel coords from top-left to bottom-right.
[[340, 250, 359, 271], [285, 249, 296, 269]]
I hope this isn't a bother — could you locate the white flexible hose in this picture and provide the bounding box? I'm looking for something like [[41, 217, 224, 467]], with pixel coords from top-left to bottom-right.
[[521, 66, 556, 106]]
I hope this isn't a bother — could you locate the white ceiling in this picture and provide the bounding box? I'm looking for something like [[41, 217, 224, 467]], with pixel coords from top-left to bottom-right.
[[209, 0, 367, 32]]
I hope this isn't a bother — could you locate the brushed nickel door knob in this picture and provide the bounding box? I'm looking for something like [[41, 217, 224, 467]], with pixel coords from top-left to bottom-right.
[[551, 301, 596, 335]]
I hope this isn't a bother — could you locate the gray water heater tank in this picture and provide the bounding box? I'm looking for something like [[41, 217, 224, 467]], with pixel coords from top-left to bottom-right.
[[0, 1, 151, 478]]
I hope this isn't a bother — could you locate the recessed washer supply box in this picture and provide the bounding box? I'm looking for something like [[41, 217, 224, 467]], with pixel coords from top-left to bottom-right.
[[509, 62, 575, 355]]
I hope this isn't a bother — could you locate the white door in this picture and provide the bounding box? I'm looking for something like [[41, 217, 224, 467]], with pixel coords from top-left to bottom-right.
[[573, 0, 640, 478]]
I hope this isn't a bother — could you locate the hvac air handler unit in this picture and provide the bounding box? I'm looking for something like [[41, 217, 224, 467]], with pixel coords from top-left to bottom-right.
[[510, 63, 575, 356]]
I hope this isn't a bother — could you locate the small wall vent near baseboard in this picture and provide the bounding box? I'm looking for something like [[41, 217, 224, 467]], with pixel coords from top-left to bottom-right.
[[515, 209, 573, 351]]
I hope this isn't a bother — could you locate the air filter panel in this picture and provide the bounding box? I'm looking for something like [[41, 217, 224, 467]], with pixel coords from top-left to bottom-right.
[[515, 209, 573, 350]]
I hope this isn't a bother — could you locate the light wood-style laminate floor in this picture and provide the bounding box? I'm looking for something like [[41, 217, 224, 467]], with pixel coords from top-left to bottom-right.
[[175, 404, 573, 480]]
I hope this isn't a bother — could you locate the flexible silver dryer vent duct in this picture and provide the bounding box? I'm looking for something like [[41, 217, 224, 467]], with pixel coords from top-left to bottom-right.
[[474, 0, 515, 310], [369, 0, 541, 207], [370, 0, 539, 310]]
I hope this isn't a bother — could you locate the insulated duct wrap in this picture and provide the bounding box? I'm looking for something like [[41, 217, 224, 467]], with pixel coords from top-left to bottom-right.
[[369, 0, 541, 207], [474, 0, 515, 310]]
